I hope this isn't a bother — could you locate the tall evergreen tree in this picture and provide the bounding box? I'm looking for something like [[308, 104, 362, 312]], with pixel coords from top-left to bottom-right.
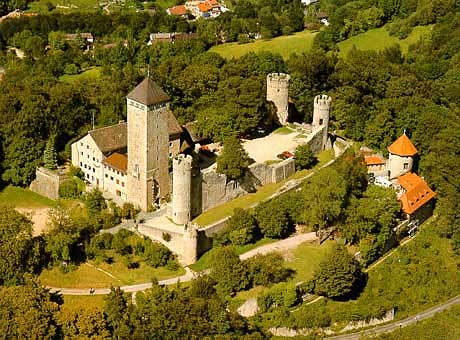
[[43, 136, 57, 170]]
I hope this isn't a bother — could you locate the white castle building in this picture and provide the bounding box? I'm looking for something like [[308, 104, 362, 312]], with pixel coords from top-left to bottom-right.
[[71, 78, 183, 210]]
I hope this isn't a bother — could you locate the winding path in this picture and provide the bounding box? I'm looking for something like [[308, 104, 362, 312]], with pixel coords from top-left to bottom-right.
[[325, 295, 460, 339]]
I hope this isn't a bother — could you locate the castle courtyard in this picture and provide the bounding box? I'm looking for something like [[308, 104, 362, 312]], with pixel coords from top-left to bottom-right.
[[241, 127, 310, 163]]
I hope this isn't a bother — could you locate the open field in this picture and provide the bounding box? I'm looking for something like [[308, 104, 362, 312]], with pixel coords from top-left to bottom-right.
[[337, 25, 433, 57], [40, 255, 184, 289], [210, 30, 317, 59], [28, 0, 100, 13], [285, 239, 335, 282], [60, 67, 102, 83]]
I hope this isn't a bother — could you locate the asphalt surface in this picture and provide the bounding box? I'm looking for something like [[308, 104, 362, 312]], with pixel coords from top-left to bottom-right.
[[325, 295, 460, 339]]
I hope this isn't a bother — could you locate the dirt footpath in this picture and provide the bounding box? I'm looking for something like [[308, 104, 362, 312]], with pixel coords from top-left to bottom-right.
[[16, 207, 50, 236]]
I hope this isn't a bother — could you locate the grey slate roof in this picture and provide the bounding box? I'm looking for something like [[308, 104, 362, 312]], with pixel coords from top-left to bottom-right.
[[89, 111, 182, 153], [127, 78, 170, 105], [89, 122, 127, 153]]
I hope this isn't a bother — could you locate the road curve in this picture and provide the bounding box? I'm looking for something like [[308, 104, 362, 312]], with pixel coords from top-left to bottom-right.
[[325, 295, 460, 340]]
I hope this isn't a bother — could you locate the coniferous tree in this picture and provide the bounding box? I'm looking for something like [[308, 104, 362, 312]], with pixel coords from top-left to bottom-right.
[[216, 136, 251, 181], [43, 136, 57, 170]]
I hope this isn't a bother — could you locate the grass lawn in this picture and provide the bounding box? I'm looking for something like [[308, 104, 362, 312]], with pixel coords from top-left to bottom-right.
[[286, 240, 335, 283], [371, 304, 460, 340], [189, 238, 276, 272], [62, 295, 105, 312], [193, 149, 335, 227], [0, 186, 56, 208], [274, 126, 295, 134], [60, 67, 102, 83], [288, 222, 460, 328], [337, 25, 433, 58], [40, 263, 118, 289], [210, 30, 317, 60], [28, 0, 100, 13]]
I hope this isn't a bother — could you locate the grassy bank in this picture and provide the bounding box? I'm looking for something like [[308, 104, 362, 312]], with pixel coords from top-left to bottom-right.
[[0, 186, 55, 208], [337, 25, 433, 57], [60, 67, 101, 83], [210, 30, 317, 59]]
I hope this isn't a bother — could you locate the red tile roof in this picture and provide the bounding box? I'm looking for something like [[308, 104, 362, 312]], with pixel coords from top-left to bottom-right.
[[168, 5, 187, 16], [365, 155, 385, 165], [398, 173, 436, 215], [198, 2, 212, 12], [103, 152, 128, 173], [388, 133, 418, 156]]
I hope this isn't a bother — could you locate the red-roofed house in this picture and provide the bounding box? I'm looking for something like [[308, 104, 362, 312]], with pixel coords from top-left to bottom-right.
[[364, 155, 386, 173], [167, 5, 188, 17], [397, 172, 436, 221]]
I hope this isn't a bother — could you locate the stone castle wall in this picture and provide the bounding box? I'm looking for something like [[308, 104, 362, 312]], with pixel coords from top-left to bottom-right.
[[30, 167, 68, 200]]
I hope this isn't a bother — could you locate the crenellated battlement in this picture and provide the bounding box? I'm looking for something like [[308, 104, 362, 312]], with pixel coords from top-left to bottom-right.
[[314, 94, 332, 108]]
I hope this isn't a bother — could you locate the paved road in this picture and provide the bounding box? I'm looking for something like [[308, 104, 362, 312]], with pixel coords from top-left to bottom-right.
[[47, 267, 197, 295], [47, 232, 318, 295], [325, 295, 460, 339]]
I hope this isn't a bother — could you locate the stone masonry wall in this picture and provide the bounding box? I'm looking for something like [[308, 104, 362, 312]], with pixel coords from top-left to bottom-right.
[[30, 167, 67, 200]]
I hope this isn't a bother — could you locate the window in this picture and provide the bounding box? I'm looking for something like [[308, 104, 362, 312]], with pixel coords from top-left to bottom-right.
[[93, 157, 95, 161], [86, 145, 89, 149], [403, 163, 409, 170], [86, 173, 89, 179], [80, 142, 83, 146], [121, 182, 125, 187], [93, 168, 95, 173], [91, 176, 94, 181], [319, 119, 323, 125], [169, 142, 173, 147], [81, 151, 83, 155], [105, 174, 108, 178], [80, 162, 82, 166], [116, 179, 119, 184], [87, 154, 89, 159], [116, 190, 121, 197], [110, 176, 114, 181], [84, 164, 87, 169]]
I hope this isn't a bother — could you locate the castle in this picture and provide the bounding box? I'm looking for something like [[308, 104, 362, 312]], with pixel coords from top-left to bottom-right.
[[71, 78, 183, 211], [69, 75, 335, 263], [71, 75, 333, 215]]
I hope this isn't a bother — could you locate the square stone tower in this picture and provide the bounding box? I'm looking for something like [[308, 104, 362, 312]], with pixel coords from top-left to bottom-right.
[[126, 78, 170, 211]]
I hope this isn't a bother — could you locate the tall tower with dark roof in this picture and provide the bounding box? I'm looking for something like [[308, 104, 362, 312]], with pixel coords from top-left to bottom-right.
[[126, 77, 170, 210]]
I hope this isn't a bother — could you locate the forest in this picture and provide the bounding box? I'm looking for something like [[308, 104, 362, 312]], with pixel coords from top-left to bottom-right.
[[0, 0, 459, 337]]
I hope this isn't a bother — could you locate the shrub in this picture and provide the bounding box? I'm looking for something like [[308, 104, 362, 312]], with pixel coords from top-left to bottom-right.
[[121, 203, 138, 220], [245, 253, 293, 286], [59, 179, 81, 199], [255, 201, 292, 239], [294, 144, 317, 170], [162, 232, 171, 242], [112, 229, 134, 255], [142, 241, 174, 268], [258, 283, 300, 311]]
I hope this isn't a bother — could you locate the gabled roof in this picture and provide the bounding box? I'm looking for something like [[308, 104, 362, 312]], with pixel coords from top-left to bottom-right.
[[127, 78, 170, 106], [168, 5, 187, 15], [198, 2, 212, 12], [365, 155, 385, 165], [398, 172, 436, 215], [103, 152, 128, 173], [88, 111, 182, 153], [388, 133, 418, 157], [89, 122, 127, 153]]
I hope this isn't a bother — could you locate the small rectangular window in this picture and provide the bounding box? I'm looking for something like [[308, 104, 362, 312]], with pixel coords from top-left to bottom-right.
[[403, 163, 409, 169], [116, 179, 119, 184], [110, 176, 114, 181], [121, 182, 125, 187]]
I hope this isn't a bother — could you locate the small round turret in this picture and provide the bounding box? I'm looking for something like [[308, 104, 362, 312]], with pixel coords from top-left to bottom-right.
[[312, 94, 332, 129], [172, 154, 193, 225], [267, 73, 290, 125], [312, 95, 332, 151]]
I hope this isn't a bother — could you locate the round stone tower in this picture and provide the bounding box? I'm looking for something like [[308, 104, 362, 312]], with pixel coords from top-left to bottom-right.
[[312, 95, 332, 150], [172, 154, 193, 225], [267, 73, 290, 125]]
